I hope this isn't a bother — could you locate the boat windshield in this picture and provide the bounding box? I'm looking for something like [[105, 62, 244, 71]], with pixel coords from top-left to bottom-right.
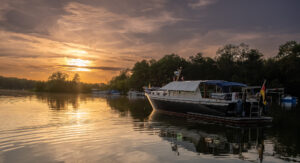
[[203, 80, 247, 87], [199, 81, 246, 98]]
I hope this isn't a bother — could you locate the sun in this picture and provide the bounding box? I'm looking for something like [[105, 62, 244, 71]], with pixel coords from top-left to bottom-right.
[[66, 58, 90, 67]]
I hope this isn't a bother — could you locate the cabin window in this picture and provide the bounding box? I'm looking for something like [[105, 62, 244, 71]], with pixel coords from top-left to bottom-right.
[[199, 83, 205, 97], [231, 86, 242, 92], [199, 83, 217, 98], [207, 85, 216, 97], [222, 87, 230, 93], [216, 86, 222, 93]]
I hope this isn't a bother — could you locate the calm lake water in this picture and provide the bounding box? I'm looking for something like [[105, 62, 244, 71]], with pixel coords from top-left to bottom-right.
[[0, 92, 299, 163]]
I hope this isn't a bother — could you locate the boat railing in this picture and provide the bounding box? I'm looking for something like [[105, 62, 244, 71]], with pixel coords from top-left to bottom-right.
[[207, 92, 262, 117], [209, 92, 240, 101], [151, 90, 259, 102], [209, 92, 259, 101]]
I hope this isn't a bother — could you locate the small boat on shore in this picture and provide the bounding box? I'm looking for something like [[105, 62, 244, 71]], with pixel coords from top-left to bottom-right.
[[146, 80, 272, 124], [92, 89, 109, 95], [281, 95, 298, 103], [92, 89, 120, 95], [110, 90, 121, 95]]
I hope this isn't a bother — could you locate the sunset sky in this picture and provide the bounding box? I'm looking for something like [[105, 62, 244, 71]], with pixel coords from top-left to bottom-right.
[[0, 0, 299, 83]]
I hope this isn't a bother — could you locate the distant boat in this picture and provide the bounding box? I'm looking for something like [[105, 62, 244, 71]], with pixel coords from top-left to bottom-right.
[[92, 89, 109, 95], [143, 87, 160, 94], [127, 90, 145, 97], [110, 90, 121, 95], [146, 80, 272, 124]]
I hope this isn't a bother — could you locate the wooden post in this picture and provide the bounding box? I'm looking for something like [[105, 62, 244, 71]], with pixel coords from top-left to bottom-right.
[[204, 84, 207, 98]]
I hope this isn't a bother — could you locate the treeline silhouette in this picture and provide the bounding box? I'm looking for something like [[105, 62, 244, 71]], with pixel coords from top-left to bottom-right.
[[0, 72, 100, 93], [0, 76, 36, 90], [107, 41, 300, 96], [0, 41, 299, 95], [35, 72, 100, 93]]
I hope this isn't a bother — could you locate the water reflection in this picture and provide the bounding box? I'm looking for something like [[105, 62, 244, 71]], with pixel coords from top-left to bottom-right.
[[281, 102, 297, 110], [0, 92, 299, 163], [105, 96, 266, 160], [147, 112, 267, 162], [106, 96, 153, 121], [35, 93, 80, 110], [104, 96, 300, 162], [268, 104, 300, 162]]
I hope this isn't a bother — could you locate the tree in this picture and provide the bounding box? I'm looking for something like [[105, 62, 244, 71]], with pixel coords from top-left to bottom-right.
[[149, 54, 187, 86], [239, 49, 264, 84], [72, 73, 80, 83], [216, 44, 240, 81], [47, 72, 69, 92], [277, 41, 300, 58], [48, 71, 69, 82], [72, 73, 81, 93], [276, 41, 300, 95], [130, 60, 150, 91], [185, 53, 217, 80], [109, 69, 131, 94], [216, 43, 250, 62], [215, 43, 261, 83], [189, 53, 204, 64]]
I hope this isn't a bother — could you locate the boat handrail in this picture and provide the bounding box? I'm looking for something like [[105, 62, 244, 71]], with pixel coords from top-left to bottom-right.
[[151, 90, 259, 102], [207, 92, 259, 101]]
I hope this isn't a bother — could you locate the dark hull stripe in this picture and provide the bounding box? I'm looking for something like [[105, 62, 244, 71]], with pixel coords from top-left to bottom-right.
[[148, 96, 229, 116], [146, 94, 272, 124]]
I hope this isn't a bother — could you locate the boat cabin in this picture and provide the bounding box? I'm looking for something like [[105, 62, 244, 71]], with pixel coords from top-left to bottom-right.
[[151, 80, 248, 101]]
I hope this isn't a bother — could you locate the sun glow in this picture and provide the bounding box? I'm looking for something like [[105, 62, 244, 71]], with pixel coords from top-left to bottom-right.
[[65, 58, 92, 71], [73, 68, 90, 72], [67, 49, 87, 57]]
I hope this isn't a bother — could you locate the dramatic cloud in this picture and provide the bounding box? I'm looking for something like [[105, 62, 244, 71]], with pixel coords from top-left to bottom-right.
[[188, 0, 218, 8], [0, 0, 299, 82]]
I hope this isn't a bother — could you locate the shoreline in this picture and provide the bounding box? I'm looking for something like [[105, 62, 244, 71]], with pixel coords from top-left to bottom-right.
[[0, 89, 35, 96], [0, 89, 92, 96]]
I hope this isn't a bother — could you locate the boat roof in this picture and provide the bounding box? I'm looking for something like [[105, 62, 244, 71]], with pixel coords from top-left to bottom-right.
[[161, 80, 247, 92], [161, 81, 201, 91]]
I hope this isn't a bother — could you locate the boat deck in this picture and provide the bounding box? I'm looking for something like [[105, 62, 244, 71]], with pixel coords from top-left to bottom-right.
[[155, 110, 272, 126]]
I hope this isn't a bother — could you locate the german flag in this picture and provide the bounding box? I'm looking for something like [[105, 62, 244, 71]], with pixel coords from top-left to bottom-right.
[[260, 80, 267, 105]]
